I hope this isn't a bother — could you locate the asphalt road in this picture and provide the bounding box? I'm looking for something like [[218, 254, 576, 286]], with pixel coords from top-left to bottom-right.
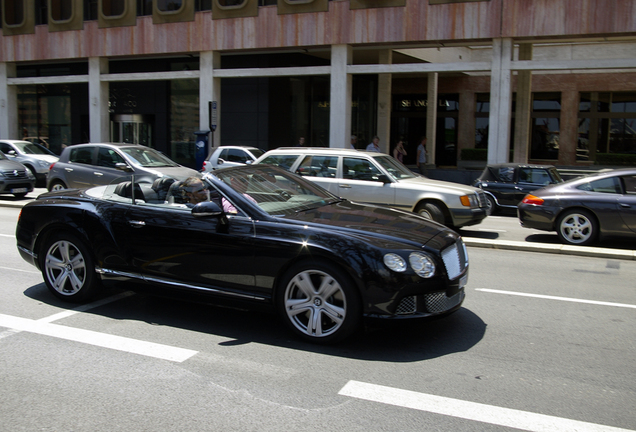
[[1, 205, 635, 431]]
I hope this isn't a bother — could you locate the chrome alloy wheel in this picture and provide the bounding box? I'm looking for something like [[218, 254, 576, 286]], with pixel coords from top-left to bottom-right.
[[283, 269, 347, 338], [44, 240, 87, 296], [559, 212, 594, 245]]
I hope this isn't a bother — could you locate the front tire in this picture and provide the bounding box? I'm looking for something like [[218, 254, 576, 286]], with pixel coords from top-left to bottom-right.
[[276, 261, 361, 344], [557, 209, 597, 246], [416, 202, 445, 225], [39, 233, 101, 302], [485, 195, 497, 216]]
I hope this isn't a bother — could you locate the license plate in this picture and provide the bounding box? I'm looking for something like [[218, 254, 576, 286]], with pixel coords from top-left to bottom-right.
[[459, 274, 468, 289], [11, 188, 27, 194]]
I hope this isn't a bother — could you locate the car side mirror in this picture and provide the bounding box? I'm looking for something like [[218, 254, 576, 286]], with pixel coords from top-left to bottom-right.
[[192, 200, 224, 218], [377, 175, 391, 184], [7, 150, 17, 156], [115, 162, 133, 172]]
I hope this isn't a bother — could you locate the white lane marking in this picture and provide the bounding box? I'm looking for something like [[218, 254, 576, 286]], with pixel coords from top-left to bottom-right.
[[0, 233, 15, 238], [0, 313, 198, 362], [0, 265, 39, 274], [339, 380, 634, 432], [476, 288, 636, 309], [38, 291, 136, 323]]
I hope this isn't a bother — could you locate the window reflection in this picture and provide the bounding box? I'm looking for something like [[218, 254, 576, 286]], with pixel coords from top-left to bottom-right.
[[157, 0, 183, 11], [101, 0, 125, 16], [50, 0, 73, 21], [4, 0, 25, 25]]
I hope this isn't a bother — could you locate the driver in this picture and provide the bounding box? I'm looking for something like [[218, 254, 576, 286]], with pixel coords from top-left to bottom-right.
[[180, 177, 210, 207]]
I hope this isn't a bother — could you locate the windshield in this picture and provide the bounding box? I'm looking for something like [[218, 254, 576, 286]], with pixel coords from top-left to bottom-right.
[[120, 147, 179, 168], [372, 155, 417, 180], [212, 166, 338, 216], [14, 141, 56, 156]]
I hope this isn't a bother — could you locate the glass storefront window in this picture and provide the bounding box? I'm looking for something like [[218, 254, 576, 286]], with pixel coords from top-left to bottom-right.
[[170, 79, 199, 167], [578, 92, 636, 160], [137, 0, 152, 15], [50, 0, 73, 21], [84, 0, 98, 20], [530, 93, 561, 160]]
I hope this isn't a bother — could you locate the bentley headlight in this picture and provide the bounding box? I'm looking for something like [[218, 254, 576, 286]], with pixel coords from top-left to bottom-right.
[[409, 252, 436, 278], [384, 253, 407, 272]]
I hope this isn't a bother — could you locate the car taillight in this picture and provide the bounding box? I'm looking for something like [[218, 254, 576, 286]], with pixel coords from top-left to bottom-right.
[[49, 162, 55, 170], [522, 194, 544, 205]]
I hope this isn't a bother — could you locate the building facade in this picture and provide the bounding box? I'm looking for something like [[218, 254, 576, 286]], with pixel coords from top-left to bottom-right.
[[1, 0, 636, 169]]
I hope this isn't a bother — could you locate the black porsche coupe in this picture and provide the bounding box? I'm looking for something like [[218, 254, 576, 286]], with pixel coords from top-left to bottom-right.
[[16, 165, 468, 343]]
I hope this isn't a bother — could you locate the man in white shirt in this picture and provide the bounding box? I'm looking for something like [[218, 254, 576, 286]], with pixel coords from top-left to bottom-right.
[[366, 136, 381, 152]]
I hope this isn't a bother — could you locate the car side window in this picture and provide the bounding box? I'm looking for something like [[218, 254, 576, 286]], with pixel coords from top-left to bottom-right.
[[621, 176, 636, 195], [343, 157, 383, 181], [297, 156, 337, 178], [227, 149, 248, 163], [69, 147, 94, 165], [96, 148, 126, 168], [218, 148, 229, 160], [259, 154, 299, 171], [577, 177, 622, 194], [519, 168, 551, 185], [498, 167, 514, 182]]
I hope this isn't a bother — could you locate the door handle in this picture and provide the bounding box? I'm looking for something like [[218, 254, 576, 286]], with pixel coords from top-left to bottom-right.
[[339, 184, 352, 189], [64, 168, 73, 172], [129, 220, 146, 228], [619, 203, 631, 208], [94, 172, 104, 176]]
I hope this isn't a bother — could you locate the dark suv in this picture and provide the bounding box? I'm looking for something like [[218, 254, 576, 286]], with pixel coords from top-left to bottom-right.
[[473, 163, 563, 215], [0, 151, 36, 198]]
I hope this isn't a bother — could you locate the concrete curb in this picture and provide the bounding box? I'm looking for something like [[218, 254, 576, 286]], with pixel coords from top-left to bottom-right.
[[3, 193, 635, 261], [464, 238, 636, 261]]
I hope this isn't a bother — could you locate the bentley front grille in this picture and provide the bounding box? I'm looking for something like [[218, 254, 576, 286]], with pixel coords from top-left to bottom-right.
[[396, 296, 417, 315], [423, 291, 464, 313], [441, 239, 469, 280]]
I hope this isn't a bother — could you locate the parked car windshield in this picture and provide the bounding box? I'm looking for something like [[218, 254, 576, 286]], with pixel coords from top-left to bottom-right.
[[120, 147, 179, 168], [372, 155, 418, 180], [13, 141, 56, 156], [212, 166, 340, 216]]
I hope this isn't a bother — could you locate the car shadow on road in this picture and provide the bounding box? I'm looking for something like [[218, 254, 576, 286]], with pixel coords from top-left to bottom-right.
[[23, 284, 487, 363], [456, 228, 499, 240]]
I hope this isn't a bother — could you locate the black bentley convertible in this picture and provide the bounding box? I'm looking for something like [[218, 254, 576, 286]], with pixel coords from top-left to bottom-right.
[[16, 165, 468, 343]]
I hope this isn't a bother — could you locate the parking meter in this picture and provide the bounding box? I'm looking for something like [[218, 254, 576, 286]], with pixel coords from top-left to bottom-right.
[[194, 130, 210, 171]]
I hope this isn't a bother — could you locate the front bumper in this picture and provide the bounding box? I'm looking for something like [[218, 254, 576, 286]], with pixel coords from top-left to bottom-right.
[[450, 207, 488, 228]]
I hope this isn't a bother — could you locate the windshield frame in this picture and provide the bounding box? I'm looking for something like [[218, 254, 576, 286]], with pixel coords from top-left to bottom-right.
[[371, 154, 418, 181], [120, 146, 180, 168]]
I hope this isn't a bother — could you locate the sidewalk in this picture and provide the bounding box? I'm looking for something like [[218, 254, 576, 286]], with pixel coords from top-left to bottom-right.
[[2, 188, 634, 261]]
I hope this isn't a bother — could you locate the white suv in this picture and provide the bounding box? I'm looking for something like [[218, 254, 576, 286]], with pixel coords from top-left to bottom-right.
[[254, 147, 488, 228]]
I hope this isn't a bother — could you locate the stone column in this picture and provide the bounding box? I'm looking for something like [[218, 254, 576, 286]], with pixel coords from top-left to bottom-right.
[[200, 51, 221, 152], [488, 38, 513, 164], [513, 43, 533, 163], [377, 50, 392, 154], [427, 72, 438, 166], [89, 57, 109, 143], [0, 62, 18, 140], [329, 45, 352, 149]]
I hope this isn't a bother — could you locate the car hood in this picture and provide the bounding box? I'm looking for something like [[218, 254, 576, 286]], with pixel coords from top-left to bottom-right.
[[0, 159, 29, 171], [288, 200, 460, 251], [396, 176, 480, 195]]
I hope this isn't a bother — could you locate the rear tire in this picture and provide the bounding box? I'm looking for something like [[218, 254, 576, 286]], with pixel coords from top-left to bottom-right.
[[486, 195, 497, 216], [39, 232, 101, 302], [556, 209, 597, 246], [49, 180, 67, 192]]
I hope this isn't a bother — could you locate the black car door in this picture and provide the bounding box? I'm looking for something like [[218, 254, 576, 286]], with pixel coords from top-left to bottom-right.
[[112, 202, 259, 298], [515, 168, 553, 203]]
